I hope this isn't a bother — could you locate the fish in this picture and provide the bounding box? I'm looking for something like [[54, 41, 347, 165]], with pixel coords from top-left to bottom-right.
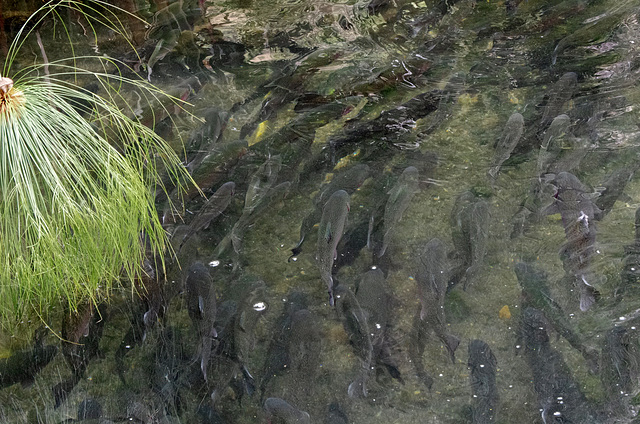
[[540, 72, 579, 128], [618, 206, 640, 301], [179, 181, 235, 250], [449, 191, 489, 290], [409, 238, 460, 390], [57, 303, 106, 407], [514, 261, 599, 373], [334, 284, 373, 398], [329, 90, 442, 163], [468, 340, 499, 424], [185, 108, 228, 174], [243, 155, 282, 213], [488, 112, 524, 181], [229, 181, 291, 258], [600, 325, 640, 418], [263, 398, 311, 424], [0, 343, 57, 389], [520, 307, 599, 424], [210, 181, 291, 270], [324, 402, 348, 424], [208, 277, 267, 404], [355, 269, 402, 382], [594, 165, 636, 220], [544, 172, 601, 311], [290, 164, 369, 259], [184, 262, 217, 381], [162, 140, 248, 224], [259, 291, 309, 399], [316, 190, 350, 306], [537, 114, 571, 178], [77, 398, 103, 420], [547, 134, 589, 176], [379, 166, 420, 257], [510, 178, 558, 239]]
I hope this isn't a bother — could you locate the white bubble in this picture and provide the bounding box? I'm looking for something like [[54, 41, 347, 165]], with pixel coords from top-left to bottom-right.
[[209, 260, 220, 267], [253, 302, 267, 312]]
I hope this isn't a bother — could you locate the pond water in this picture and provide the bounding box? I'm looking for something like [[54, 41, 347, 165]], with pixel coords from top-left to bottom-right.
[[2, 0, 640, 423]]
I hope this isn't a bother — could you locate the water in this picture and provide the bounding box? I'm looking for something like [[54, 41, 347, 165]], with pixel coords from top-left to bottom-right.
[[2, 0, 640, 422]]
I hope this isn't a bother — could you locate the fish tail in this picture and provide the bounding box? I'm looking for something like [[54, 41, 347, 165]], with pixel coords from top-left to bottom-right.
[[378, 243, 387, 258], [579, 275, 600, 312]]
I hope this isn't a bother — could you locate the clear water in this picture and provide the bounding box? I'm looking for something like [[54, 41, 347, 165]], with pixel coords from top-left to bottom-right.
[[2, 0, 640, 422]]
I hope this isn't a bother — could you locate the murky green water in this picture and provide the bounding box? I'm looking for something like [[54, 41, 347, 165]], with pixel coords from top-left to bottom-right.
[[3, 0, 640, 422]]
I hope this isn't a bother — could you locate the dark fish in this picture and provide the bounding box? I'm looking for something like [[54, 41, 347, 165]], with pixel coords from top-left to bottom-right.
[[259, 292, 309, 399], [196, 405, 227, 424], [537, 114, 571, 177], [410, 238, 460, 390], [324, 402, 348, 424], [186, 108, 227, 174], [540, 72, 579, 128], [77, 398, 102, 420], [449, 191, 489, 290], [468, 340, 498, 424], [0, 344, 57, 389], [264, 398, 311, 424], [162, 140, 248, 224], [520, 307, 599, 423], [290, 164, 369, 259], [229, 182, 291, 258], [316, 190, 350, 306], [209, 277, 267, 404], [179, 181, 235, 250], [244, 155, 282, 213], [208, 289, 263, 406], [488, 112, 524, 181], [514, 261, 599, 373], [600, 325, 639, 418], [510, 179, 557, 239], [334, 284, 373, 398], [379, 166, 420, 257], [594, 166, 636, 220], [618, 207, 640, 300], [355, 269, 402, 383], [329, 91, 442, 163], [185, 262, 217, 381], [57, 303, 106, 407], [544, 172, 601, 311], [547, 134, 589, 176], [211, 181, 291, 271]]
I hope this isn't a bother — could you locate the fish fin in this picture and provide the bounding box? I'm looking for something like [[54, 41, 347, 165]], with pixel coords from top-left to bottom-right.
[[620, 193, 633, 203], [324, 222, 333, 243], [387, 186, 402, 205], [542, 202, 560, 216], [579, 277, 600, 312]]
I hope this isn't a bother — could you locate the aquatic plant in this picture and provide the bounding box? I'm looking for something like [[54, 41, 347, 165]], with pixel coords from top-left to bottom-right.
[[0, 0, 192, 325]]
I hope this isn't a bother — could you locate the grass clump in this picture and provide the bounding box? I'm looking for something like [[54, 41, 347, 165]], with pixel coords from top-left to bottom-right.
[[0, 0, 192, 325]]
